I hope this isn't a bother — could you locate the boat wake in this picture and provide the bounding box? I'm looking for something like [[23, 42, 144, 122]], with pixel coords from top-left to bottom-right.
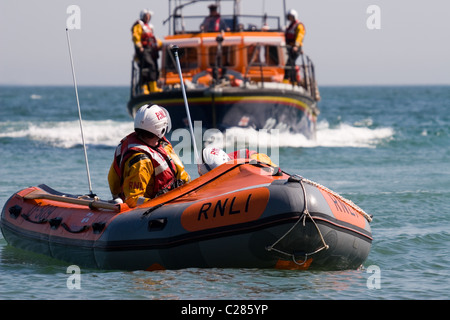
[[0, 119, 393, 149], [311, 120, 394, 148], [207, 120, 394, 149], [0, 120, 134, 149]]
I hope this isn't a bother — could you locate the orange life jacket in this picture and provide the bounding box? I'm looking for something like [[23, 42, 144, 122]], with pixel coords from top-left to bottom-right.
[[112, 132, 177, 197], [137, 20, 157, 48]]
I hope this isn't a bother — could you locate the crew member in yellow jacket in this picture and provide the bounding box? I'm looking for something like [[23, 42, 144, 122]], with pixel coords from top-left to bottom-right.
[[131, 9, 163, 94], [108, 104, 190, 207], [283, 9, 306, 84]]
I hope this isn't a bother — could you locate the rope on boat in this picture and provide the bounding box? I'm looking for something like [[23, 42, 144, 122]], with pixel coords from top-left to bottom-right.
[[266, 177, 329, 266], [301, 177, 373, 223]]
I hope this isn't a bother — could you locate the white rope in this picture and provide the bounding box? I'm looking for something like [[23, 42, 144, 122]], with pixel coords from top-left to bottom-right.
[[266, 174, 371, 267], [301, 177, 373, 223], [266, 177, 329, 266]]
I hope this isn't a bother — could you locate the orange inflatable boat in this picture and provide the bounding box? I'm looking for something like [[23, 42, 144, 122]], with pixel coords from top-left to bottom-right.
[[1, 160, 372, 271]]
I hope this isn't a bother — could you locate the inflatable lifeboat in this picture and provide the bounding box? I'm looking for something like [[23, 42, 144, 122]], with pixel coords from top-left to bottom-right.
[[0, 160, 372, 271]]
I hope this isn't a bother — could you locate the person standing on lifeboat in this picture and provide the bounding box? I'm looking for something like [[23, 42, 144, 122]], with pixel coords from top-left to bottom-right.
[[283, 9, 305, 84], [132, 9, 163, 94], [198, 147, 278, 175], [200, 4, 228, 32], [108, 104, 190, 207]]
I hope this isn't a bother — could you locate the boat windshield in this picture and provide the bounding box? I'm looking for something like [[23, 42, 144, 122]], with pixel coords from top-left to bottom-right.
[[171, 14, 281, 34], [163, 43, 282, 73], [247, 44, 280, 66], [164, 46, 199, 72], [208, 45, 237, 67]]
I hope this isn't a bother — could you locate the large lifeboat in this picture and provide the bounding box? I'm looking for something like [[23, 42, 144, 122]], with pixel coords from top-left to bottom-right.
[[1, 160, 372, 271], [127, 0, 321, 140]]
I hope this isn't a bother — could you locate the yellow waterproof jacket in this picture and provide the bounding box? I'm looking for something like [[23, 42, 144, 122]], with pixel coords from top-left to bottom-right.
[[131, 21, 163, 50], [285, 20, 305, 48], [108, 142, 190, 208]]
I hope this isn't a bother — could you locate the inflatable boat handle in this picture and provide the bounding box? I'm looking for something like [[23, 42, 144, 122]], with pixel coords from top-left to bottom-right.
[[23, 189, 120, 212]]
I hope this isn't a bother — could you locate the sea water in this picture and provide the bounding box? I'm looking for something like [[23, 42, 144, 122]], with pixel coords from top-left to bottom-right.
[[0, 85, 449, 300]]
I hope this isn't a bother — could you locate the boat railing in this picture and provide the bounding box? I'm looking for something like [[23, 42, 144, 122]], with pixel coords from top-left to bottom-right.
[[130, 59, 141, 97], [298, 53, 319, 101], [245, 46, 319, 101], [130, 49, 320, 102], [294, 53, 319, 101]]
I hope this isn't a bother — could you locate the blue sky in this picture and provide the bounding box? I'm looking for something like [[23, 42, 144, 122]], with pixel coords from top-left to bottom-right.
[[1, 0, 449, 86]]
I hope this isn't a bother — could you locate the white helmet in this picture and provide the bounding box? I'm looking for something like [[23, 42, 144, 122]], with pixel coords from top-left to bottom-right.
[[140, 9, 153, 20], [198, 147, 231, 175], [134, 104, 171, 139], [287, 9, 298, 20]]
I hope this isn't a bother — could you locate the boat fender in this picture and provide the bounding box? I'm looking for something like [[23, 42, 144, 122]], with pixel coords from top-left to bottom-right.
[[8, 205, 22, 219]]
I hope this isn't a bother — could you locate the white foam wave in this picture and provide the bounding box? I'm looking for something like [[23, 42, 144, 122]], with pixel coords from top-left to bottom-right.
[[205, 120, 394, 149], [1, 119, 394, 150], [0, 120, 134, 149], [313, 120, 394, 148]]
